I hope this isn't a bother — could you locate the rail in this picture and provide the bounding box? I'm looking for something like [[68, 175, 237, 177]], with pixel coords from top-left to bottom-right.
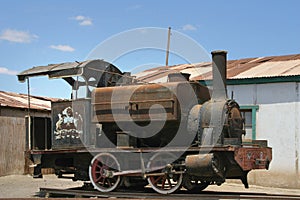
[[39, 187, 300, 199]]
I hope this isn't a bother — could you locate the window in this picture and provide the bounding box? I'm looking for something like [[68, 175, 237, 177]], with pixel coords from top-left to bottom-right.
[[239, 105, 259, 141], [72, 76, 89, 99], [26, 116, 51, 150]]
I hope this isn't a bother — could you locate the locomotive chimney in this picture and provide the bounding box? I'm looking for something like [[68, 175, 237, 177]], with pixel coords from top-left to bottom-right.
[[211, 50, 228, 99]]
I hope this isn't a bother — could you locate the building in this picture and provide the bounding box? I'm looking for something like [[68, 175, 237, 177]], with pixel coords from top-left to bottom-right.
[[134, 53, 300, 188], [0, 91, 59, 176]]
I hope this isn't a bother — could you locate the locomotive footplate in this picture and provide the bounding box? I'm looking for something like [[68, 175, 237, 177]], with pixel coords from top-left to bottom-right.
[[29, 145, 238, 155], [28, 143, 270, 156]]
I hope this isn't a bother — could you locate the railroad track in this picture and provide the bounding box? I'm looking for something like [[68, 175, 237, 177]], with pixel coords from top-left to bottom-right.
[[39, 187, 300, 199]]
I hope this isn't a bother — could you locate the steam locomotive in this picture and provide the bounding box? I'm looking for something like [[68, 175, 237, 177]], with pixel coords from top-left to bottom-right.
[[18, 50, 272, 194]]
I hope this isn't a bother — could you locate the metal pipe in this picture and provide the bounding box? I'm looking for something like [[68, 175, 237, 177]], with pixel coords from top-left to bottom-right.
[[211, 50, 228, 99]]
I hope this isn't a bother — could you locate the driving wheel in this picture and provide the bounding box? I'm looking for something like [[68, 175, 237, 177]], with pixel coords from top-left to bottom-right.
[[147, 152, 183, 194], [89, 153, 121, 192]]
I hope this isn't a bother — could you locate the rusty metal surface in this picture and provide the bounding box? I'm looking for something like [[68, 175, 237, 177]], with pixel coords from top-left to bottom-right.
[[234, 147, 272, 171], [133, 53, 300, 82], [29, 145, 238, 155], [185, 154, 214, 176], [211, 50, 227, 99], [18, 60, 102, 81], [18, 61, 84, 82], [93, 83, 178, 122], [235, 60, 300, 79], [17, 60, 123, 93], [38, 187, 300, 199], [92, 82, 210, 123], [0, 90, 61, 111]]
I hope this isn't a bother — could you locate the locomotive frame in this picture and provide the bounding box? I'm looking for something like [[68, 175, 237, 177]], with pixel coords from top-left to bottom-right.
[[18, 50, 272, 194]]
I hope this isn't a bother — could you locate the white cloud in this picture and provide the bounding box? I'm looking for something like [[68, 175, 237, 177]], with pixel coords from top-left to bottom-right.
[[182, 24, 197, 31], [128, 4, 142, 10], [79, 19, 92, 26], [50, 45, 75, 52], [0, 67, 19, 75], [0, 29, 38, 43], [75, 15, 85, 21], [72, 15, 93, 26]]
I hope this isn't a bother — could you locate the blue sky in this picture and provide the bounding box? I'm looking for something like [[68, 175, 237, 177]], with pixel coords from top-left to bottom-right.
[[0, 0, 299, 98]]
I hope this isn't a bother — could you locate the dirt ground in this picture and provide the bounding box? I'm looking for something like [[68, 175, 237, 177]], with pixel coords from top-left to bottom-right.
[[0, 174, 300, 198]]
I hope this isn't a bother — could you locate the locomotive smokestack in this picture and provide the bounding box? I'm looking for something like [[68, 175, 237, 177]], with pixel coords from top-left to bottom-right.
[[211, 50, 228, 99]]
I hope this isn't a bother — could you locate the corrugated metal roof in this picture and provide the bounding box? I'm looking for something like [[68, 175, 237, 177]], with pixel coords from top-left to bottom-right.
[[234, 60, 300, 79], [133, 53, 300, 82], [0, 91, 62, 111]]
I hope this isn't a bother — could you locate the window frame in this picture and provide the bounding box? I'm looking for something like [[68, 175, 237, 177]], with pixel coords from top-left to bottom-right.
[[239, 105, 259, 140]]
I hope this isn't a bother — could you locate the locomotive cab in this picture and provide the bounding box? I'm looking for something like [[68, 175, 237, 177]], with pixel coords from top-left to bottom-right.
[[18, 60, 125, 178]]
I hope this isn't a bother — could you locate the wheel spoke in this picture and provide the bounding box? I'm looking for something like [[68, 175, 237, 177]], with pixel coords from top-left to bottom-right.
[[147, 152, 183, 194], [105, 156, 110, 166], [89, 153, 121, 192], [96, 163, 102, 169], [161, 176, 167, 189], [152, 175, 163, 185], [106, 178, 112, 187], [108, 157, 115, 168], [95, 175, 103, 183]]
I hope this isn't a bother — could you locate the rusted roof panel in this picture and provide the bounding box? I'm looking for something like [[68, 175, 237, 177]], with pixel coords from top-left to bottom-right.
[[0, 91, 62, 111], [134, 53, 300, 82], [234, 60, 300, 79]]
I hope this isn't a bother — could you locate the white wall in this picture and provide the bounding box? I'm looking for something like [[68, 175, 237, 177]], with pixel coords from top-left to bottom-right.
[[227, 82, 300, 188]]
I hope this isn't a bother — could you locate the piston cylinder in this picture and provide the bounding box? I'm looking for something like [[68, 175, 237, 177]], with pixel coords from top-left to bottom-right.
[[185, 153, 224, 178]]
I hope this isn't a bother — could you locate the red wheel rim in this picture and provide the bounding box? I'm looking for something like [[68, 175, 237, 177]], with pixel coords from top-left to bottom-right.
[[147, 153, 182, 194], [89, 153, 120, 192]]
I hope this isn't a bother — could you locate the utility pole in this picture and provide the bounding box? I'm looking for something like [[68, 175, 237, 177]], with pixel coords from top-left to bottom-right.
[[165, 27, 171, 67]]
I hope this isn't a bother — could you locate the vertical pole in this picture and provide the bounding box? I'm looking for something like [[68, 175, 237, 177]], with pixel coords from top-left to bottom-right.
[[27, 77, 31, 150], [165, 27, 171, 67], [27, 77, 31, 116], [45, 118, 47, 149], [75, 76, 79, 99]]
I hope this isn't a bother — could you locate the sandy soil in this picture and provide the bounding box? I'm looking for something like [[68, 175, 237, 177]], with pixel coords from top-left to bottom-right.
[[0, 174, 83, 198], [0, 174, 300, 198]]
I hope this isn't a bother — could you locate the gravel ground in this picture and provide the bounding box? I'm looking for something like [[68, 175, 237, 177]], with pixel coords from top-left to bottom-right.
[[0, 174, 300, 198], [0, 174, 83, 198]]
